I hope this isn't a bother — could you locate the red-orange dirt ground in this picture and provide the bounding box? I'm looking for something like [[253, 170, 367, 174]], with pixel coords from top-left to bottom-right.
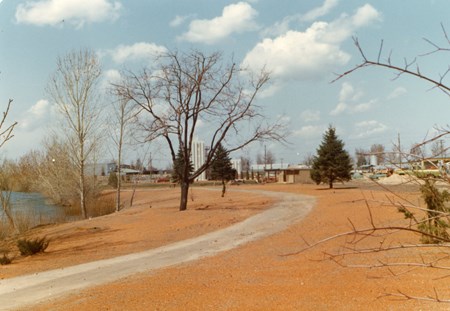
[[3, 181, 450, 310]]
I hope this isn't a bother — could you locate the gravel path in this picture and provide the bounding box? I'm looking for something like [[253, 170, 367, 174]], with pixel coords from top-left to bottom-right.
[[0, 190, 315, 310]]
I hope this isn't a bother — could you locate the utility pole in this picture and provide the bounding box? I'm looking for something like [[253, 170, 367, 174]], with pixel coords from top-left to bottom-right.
[[264, 145, 267, 180], [398, 133, 402, 168], [148, 152, 153, 179]]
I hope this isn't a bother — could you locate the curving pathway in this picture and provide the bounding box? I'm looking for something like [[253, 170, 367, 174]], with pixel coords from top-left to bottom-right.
[[0, 190, 315, 310]]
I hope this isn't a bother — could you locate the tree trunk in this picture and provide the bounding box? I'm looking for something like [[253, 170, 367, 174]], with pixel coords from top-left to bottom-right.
[[116, 172, 121, 212], [130, 181, 136, 207], [116, 117, 124, 212], [329, 180, 333, 189], [116, 148, 122, 212], [80, 158, 87, 219], [221, 179, 226, 197], [1, 191, 15, 230], [179, 180, 189, 211]]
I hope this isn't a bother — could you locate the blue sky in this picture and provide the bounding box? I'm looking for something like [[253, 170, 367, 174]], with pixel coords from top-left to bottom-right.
[[0, 0, 449, 168]]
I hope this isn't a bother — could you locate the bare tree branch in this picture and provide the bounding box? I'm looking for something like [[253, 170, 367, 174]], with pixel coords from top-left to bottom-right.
[[114, 50, 287, 211], [0, 99, 17, 149]]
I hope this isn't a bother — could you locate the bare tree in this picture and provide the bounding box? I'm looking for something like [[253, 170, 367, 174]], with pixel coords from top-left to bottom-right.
[[302, 152, 315, 166], [431, 139, 446, 158], [109, 96, 138, 212], [240, 156, 251, 172], [114, 50, 285, 211], [410, 142, 425, 159], [256, 149, 275, 166], [0, 163, 15, 231], [47, 49, 102, 219], [256, 153, 264, 165], [34, 137, 79, 207], [354, 148, 368, 167], [266, 149, 276, 166], [370, 143, 385, 164], [0, 99, 17, 231], [240, 155, 251, 179]]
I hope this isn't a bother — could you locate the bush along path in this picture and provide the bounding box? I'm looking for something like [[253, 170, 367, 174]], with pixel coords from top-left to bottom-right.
[[0, 190, 315, 310]]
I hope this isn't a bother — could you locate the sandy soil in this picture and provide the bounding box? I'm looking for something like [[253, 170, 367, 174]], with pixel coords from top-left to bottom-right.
[[3, 181, 450, 310]]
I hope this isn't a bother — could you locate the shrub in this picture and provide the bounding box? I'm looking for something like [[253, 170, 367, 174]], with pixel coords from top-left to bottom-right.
[[399, 180, 450, 244], [87, 196, 115, 218], [0, 253, 11, 265], [418, 180, 450, 244], [17, 237, 49, 256], [108, 172, 118, 189]]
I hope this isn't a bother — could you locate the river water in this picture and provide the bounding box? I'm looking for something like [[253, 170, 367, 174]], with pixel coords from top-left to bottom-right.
[[0, 192, 66, 225]]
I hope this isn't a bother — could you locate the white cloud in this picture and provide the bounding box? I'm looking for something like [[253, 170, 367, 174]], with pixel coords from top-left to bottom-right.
[[351, 4, 381, 27], [15, 0, 122, 28], [353, 120, 388, 138], [301, 110, 321, 122], [339, 82, 363, 102], [330, 82, 375, 115], [179, 2, 258, 44], [330, 102, 348, 116], [170, 15, 194, 27], [293, 125, 325, 138], [278, 115, 291, 124], [260, 18, 292, 38], [109, 42, 167, 63], [387, 86, 407, 100], [353, 101, 374, 113], [101, 69, 122, 90], [257, 83, 282, 98], [244, 24, 350, 81], [104, 69, 121, 83], [262, 0, 339, 37], [19, 99, 54, 131], [301, 0, 339, 22], [243, 4, 380, 83]]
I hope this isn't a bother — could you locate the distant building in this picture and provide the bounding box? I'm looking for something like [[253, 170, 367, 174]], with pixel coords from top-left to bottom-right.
[[231, 158, 242, 178], [191, 139, 206, 181], [281, 164, 314, 184], [85, 162, 117, 176], [247, 163, 313, 184]]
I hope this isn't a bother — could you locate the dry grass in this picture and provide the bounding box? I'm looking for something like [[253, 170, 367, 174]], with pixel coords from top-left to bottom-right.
[[9, 183, 450, 310]]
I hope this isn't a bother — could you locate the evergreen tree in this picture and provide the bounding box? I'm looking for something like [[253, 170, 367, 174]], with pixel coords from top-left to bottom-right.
[[210, 144, 234, 197], [311, 126, 352, 189], [172, 147, 193, 184], [108, 171, 118, 189]]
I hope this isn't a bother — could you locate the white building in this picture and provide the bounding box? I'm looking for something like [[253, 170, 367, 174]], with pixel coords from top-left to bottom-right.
[[231, 158, 242, 178], [191, 139, 206, 181]]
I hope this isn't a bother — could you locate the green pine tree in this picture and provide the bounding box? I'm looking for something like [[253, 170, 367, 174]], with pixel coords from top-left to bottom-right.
[[172, 147, 193, 184], [310, 126, 352, 189], [210, 144, 235, 197]]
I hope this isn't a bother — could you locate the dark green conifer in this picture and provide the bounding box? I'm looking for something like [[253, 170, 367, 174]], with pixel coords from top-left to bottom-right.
[[211, 144, 235, 197], [310, 126, 352, 188], [172, 147, 193, 184]]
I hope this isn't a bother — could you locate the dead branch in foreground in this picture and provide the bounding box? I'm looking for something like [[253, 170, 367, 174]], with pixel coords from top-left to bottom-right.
[[281, 168, 450, 301], [318, 25, 450, 303], [0, 99, 17, 149], [381, 289, 450, 303]]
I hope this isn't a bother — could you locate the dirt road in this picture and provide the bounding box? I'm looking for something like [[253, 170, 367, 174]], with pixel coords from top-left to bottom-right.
[[0, 190, 315, 310]]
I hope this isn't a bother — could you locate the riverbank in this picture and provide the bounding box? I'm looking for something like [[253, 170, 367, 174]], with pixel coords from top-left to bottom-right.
[[0, 187, 274, 279]]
